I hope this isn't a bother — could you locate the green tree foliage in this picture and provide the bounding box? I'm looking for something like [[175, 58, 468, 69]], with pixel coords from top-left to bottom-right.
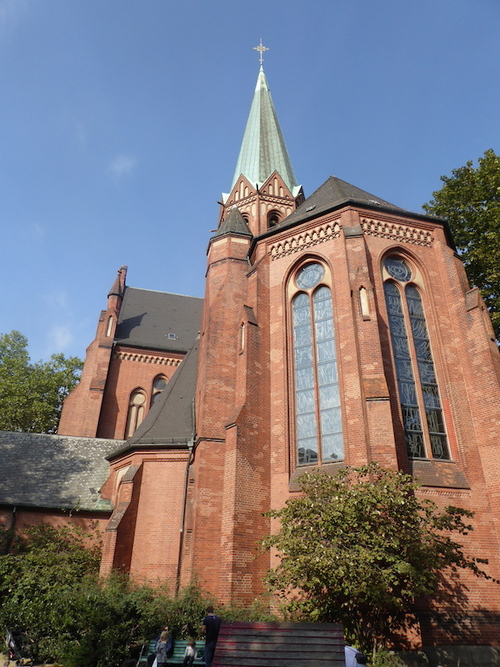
[[423, 149, 500, 338], [0, 523, 275, 667], [262, 464, 491, 652], [0, 523, 102, 661], [0, 330, 82, 433]]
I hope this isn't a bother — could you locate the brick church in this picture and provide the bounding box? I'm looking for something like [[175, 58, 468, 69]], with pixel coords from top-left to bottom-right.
[[2, 62, 500, 650]]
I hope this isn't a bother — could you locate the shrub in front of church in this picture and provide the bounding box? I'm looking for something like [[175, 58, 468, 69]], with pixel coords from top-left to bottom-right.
[[0, 525, 276, 667], [0, 523, 102, 662]]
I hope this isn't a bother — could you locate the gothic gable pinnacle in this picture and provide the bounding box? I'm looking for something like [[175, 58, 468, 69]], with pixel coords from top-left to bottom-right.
[[231, 66, 300, 197], [108, 265, 127, 298]]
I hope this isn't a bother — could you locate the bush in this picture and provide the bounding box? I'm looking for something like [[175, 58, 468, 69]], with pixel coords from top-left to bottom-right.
[[0, 524, 277, 667]]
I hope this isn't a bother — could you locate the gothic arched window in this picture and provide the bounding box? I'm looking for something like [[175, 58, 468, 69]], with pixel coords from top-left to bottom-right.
[[383, 256, 449, 460], [151, 375, 168, 405], [125, 389, 146, 438], [291, 261, 343, 466]]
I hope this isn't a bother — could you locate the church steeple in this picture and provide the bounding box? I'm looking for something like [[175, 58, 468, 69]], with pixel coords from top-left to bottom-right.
[[230, 65, 300, 196], [220, 56, 303, 237]]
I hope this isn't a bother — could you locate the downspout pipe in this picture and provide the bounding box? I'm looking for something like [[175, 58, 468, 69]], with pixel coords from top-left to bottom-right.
[[175, 399, 196, 596]]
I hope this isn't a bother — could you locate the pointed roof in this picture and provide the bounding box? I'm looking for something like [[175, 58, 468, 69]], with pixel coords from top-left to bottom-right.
[[231, 67, 299, 195], [212, 206, 252, 239], [108, 265, 127, 298], [280, 175, 404, 227]]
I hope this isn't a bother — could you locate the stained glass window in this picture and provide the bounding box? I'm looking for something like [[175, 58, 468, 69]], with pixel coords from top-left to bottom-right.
[[406, 286, 449, 459], [292, 264, 343, 466], [383, 257, 450, 460], [384, 282, 425, 458]]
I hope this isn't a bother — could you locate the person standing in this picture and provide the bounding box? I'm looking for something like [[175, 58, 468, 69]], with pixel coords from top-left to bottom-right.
[[155, 630, 171, 667], [201, 605, 221, 667]]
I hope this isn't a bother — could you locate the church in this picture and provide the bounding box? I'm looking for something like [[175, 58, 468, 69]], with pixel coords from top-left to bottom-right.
[[2, 60, 500, 652]]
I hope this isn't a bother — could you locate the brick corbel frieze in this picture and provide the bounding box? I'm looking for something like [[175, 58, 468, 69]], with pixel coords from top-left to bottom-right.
[[113, 350, 182, 367], [268, 216, 434, 260], [269, 218, 342, 260], [360, 217, 433, 246]]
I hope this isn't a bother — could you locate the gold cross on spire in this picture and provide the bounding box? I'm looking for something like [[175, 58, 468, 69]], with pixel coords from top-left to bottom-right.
[[253, 39, 269, 66]]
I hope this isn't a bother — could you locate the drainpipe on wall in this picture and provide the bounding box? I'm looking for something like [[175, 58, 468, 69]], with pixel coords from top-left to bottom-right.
[[175, 400, 196, 596]]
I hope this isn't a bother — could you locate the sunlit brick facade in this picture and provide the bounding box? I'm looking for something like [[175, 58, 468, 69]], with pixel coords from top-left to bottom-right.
[[55, 66, 500, 649]]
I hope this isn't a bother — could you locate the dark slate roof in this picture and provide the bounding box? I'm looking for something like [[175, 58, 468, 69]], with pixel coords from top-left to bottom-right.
[[0, 432, 119, 511], [280, 175, 404, 228], [114, 287, 203, 354], [213, 206, 252, 238], [109, 338, 199, 456]]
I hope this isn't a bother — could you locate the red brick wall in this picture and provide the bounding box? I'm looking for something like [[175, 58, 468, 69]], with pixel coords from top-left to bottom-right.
[[180, 202, 500, 638], [91, 201, 500, 647], [97, 347, 184, 439]]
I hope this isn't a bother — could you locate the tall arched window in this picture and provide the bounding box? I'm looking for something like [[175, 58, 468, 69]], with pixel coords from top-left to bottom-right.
[[383, 256, 449, 460], [125, 389, 146, 438], [292, 262, 343, 466]]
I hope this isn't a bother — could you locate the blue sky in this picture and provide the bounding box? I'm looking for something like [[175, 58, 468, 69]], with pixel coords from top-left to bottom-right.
[[1, 0, 499, 362]]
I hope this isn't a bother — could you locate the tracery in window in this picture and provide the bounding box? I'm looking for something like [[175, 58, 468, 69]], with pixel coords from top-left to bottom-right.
[[292, 262, 343, 466], [151, 375, 168, 405], [383, 256, 449, 460], [125, 389, 146, 438]]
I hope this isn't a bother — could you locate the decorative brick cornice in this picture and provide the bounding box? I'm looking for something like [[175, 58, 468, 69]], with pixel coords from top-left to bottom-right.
[[269, 220, 342, 260], [361, 217, 433, 246], [417, 487, 471, 500], [113, 350, 182, 367]]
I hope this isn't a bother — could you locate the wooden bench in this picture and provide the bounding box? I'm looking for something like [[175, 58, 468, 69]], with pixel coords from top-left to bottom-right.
[[137, 638, 205, 666], [212, 621, 345, 666]]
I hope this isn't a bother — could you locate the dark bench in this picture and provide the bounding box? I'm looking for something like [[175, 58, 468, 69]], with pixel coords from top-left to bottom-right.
[[213, 621, 344, 666], [137, 638, 205, 666]]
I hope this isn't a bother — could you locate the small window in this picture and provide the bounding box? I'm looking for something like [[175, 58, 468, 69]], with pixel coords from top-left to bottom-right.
[[106, 316, 113, 337], [151, 375, 168, 405], [125, 390, 146, 438], [167, 333, 177, 340], [268, 210, 280, 228]]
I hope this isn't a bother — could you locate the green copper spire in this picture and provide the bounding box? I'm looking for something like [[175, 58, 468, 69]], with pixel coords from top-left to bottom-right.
[[231, 66, 299, 195]]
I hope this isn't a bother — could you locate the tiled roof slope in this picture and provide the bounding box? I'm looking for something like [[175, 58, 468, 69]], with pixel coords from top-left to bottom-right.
[[213, 206, 252, 238], [0, 432, 119, 511], [114, 287, 203, 354], [281, 175, 404, 228], [111, 338, 199, 455]]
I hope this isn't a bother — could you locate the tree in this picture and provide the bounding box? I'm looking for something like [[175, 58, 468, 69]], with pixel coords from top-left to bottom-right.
[[423, 149, 500, 338], [0, 330, 82, 433], [0, 523, 275, 667], [262, 463, 491, 652], [0, 523, 102, 662]]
